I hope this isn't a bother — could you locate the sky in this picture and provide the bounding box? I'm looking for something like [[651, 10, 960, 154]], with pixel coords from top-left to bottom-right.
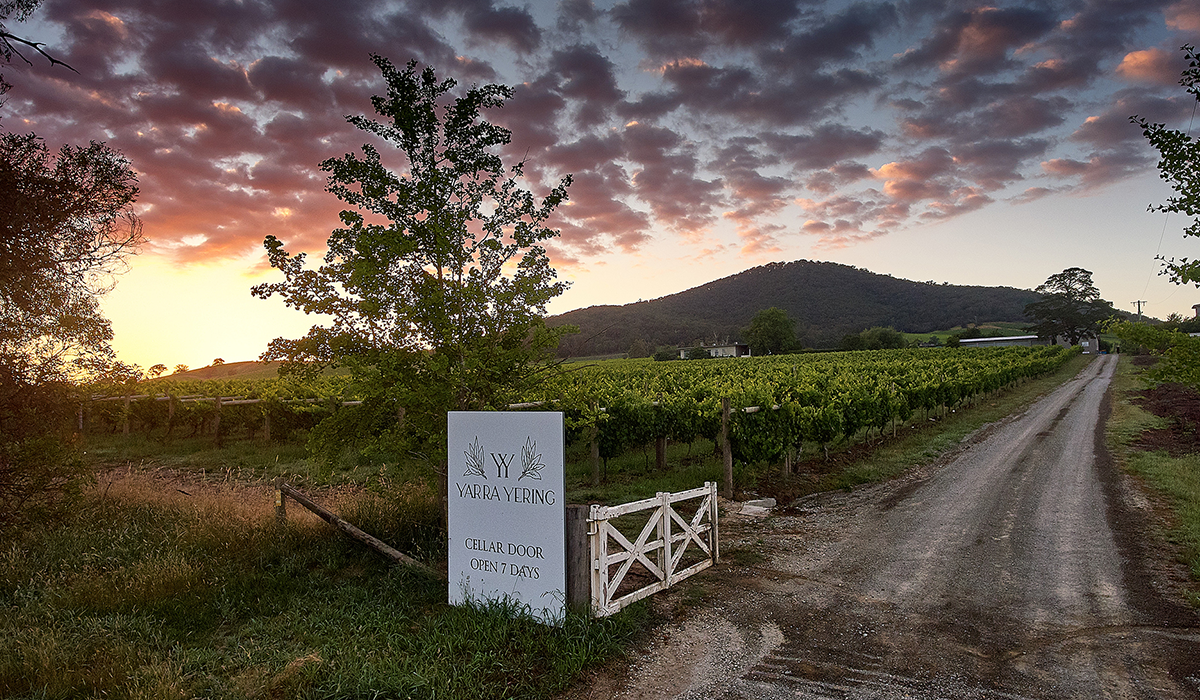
[[4, 0, 1200, 370]]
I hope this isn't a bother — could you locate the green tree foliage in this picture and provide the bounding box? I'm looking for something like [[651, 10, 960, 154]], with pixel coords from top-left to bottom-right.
[[743, 307, 800, 355], [0, 131, 142, 528], [840, 326, 907, 351], [253, 56, 573, 470], [1024, 267, 1118, 345], [1, 133, 143, 384], [1133, 44, 1200, 287], [626, 338, 650, 358], [1108, 321, 1200, 389], [652, 346, 677, 362], [684, 346, 711, 360]]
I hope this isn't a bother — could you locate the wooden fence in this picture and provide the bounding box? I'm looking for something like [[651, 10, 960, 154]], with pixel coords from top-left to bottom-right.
[[585, 482, 719, 617]]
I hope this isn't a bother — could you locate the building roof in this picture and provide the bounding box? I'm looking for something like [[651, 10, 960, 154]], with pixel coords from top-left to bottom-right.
[[958, 335, 1040, 344]]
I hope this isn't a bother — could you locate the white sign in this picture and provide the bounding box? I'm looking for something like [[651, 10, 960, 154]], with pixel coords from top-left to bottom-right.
[[447, 411, 565, 624]]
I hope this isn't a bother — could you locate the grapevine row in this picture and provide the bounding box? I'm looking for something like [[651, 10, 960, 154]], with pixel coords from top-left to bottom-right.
[[519, 346, 1077, 465]]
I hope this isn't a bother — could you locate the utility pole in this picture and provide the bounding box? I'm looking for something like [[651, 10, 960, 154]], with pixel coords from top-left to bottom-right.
[[1131, 300, 1146, 322]]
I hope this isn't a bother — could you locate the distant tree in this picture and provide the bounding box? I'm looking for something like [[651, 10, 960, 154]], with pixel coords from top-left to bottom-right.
[[1132, 44, 1200, 287], [211, 358, 224, 366], [173, 364, 189, 374], [840, 333, 865, 351], [840, 326, 906, 351], [626, 338, 650, 359], [743, 307, 799, 356], [253, 57, 573, 480], [684, 346, 711, 360], [148, 363, 167, 378], [652, 346, 677, 362], [1024, 267, 1117, 344], [861, 326, 907, 350]]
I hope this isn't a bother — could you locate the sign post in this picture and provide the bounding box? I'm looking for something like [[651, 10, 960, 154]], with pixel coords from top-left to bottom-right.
[[447, 411, 566, 624]]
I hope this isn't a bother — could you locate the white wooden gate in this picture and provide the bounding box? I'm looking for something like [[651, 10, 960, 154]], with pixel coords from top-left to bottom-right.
[[588, 482, 719, 617]]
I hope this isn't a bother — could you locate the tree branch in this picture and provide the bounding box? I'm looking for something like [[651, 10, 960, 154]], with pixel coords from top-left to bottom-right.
[[1, 31, 78, 73]]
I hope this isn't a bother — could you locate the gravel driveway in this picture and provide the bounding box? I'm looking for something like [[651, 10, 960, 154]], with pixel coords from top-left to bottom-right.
[[569, 355, 1200, 699]]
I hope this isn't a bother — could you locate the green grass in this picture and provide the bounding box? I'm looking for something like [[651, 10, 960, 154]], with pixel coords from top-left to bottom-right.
[[1107, 355, 1200, 605], [0, 476, 648, 699], [901, 321, 1030, 344]]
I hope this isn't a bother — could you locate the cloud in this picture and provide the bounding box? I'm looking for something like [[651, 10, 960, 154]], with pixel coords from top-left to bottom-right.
[[762, 123, 885, 170], [1166, 0, 1200, 33], [1116, 47, 1183, 85], [622, 121, 723, 234], [4, 0, 1188, 276], [410, 0, 542, 53], [895, 5, 1057, 76]]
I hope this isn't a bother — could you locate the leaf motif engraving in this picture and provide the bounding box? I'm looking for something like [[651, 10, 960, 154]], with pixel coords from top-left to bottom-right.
[[518, 437, 544, 481], [464, 437, 486, 479]]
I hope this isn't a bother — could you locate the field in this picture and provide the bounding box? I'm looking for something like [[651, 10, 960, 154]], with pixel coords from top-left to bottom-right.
[[0, 346, 1094, 698]]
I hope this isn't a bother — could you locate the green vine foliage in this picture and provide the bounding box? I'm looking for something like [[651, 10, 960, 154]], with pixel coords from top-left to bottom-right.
[[523, 346, 1075, 466]]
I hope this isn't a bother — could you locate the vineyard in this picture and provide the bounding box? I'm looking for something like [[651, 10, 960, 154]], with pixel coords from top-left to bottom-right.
[[85, 346, 1077, 469], [85, 375, 355, 444]]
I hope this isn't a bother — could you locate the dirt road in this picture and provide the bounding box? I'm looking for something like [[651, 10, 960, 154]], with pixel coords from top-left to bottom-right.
[[571, 355, 1200, 699]]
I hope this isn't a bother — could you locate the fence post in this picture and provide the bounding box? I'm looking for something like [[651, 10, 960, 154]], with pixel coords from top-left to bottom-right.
[[274, 478, 287, 525], [263, 405, 271, 442], [565, 505, 591, 616], [655, 436, 667, 471], [721, 397, 733, 499], [123, 393, 131, 436], [212, 398, 223, 448], [590, 417, 601, 487]]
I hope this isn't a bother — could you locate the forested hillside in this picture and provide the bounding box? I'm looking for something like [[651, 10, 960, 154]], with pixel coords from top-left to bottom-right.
[[549, 260, 1040, 356]]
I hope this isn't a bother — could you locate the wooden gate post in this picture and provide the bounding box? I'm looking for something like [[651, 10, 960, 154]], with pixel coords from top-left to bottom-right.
[[565, 505, 592, 616]]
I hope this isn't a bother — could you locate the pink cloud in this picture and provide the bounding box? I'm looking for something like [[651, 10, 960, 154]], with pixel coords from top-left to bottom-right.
[[1116, 48, 1182, 85]]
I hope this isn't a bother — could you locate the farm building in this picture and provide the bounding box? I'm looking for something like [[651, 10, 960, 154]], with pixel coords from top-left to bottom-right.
[[958, 335, 1047, 348], [959, 334, 1103, 354], [678, 343, 751, 359]]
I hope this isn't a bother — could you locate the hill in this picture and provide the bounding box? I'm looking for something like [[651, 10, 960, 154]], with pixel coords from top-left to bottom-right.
[[549, 260, 1040, 356], [157, 361, 288, 381]]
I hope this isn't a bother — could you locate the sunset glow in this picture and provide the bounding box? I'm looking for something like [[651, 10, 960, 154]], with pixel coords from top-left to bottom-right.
[[3, 0, 1198, 370]]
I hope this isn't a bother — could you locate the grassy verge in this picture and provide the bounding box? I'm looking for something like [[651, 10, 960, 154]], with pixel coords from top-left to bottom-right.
[[1106, 355, 1200, 605], [0, 476, 648, 699]]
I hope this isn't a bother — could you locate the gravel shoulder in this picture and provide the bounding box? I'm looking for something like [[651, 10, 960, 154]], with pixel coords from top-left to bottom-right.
[[565, 356, 1200, 700]]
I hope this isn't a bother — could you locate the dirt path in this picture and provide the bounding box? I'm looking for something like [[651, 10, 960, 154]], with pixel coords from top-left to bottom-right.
[[567, 355, 1200, 699]]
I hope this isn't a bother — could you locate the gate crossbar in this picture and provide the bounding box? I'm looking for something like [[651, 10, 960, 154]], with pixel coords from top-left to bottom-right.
[[588, 482, 719, 617]]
